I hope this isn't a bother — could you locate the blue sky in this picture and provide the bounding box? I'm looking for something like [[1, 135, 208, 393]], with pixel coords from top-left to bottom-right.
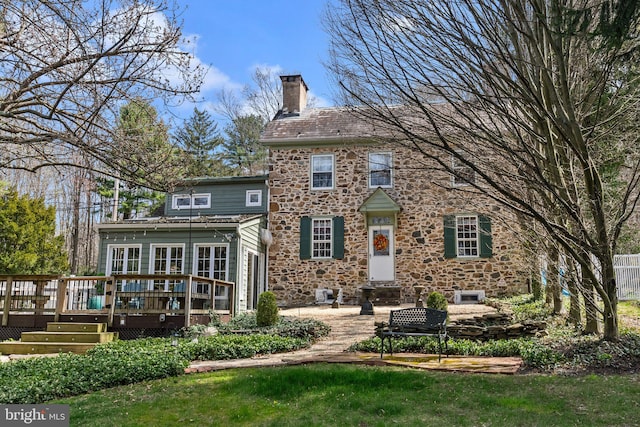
[[177, 0, 335, 119]]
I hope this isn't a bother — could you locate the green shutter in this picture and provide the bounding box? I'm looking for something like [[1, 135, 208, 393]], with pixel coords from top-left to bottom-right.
[[479, 215, 493, 258], [443, 215, 457, 259], [332, 216, 345, 259], [300, 216, 311, 260]]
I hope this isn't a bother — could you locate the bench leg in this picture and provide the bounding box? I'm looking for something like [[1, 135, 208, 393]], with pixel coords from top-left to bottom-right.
[[444, 335, 449, 358]]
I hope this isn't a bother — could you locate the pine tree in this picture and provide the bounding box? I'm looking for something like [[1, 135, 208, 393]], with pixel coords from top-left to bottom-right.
[[221, 114, 267, 175], [173, 108, 227, 177]]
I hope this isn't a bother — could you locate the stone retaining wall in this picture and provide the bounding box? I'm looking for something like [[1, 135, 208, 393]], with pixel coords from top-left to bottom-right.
[[448, 312, 547, 340]]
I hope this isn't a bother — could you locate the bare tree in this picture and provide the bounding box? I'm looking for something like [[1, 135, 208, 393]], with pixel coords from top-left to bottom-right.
[[0, 0, 205, 190], [325, 0, 640, 339]]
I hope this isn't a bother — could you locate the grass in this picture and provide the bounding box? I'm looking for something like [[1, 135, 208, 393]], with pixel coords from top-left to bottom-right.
[[56, 364, 640, 427]]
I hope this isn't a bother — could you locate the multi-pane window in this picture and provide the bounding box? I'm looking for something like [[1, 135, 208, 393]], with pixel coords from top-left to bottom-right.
[[456, 216, 479, 257], [312, 218, 333, 258], [151, 245, 184, 290], [311, 154, 334, 189], [195, 245, 228, 280], [452, 155, 475, 186], [172, 193, 211, 210], [107, 245, 141, 290], [195, 244, 229, 309], [369, 152, 392, 188]]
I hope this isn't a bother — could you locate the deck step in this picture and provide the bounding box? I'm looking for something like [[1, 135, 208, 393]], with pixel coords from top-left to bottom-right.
[[0, 322, 116, 355], [46, 322, 107, 333], [21, 331, 117, 343], [0, 342, 99, 355]]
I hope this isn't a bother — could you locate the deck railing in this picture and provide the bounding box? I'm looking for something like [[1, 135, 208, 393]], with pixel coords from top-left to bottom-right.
[[0, 274, 235, 327]]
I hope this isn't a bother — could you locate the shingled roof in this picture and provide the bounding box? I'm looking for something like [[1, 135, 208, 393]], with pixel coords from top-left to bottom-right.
[[260, 106, 377, 145]]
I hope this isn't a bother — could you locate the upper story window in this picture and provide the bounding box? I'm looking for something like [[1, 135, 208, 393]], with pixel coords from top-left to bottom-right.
[[172, 193, 211, 210], [452, 154, 476, 187], [246, 190, 262, 207], [311, 154, 334, 190], [369, 152, 393, 188]]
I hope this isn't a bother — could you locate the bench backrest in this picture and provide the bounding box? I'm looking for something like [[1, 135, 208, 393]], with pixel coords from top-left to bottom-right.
[[389, 307, 447, 329]]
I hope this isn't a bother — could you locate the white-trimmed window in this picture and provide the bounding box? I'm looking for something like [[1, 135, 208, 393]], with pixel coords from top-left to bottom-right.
[[456, 215, 479, 257], [195, 244, 229, 309], [106, 245, 142, 290], [172, 193, 211, 210], [452, 154, 475, 186], [246, 190, 262, 207], [311, 154, 334, 190], [312, 218, 333, 258], [150, 244, 184, 290], [369, 152, 393, 188], [195, 244, 228, 281]]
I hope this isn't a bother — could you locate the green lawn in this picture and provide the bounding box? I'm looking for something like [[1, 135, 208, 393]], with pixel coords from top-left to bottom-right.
[[56, 364, 640, 427]]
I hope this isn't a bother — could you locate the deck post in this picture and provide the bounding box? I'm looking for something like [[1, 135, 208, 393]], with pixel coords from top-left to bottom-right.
[[2, 276, 13, 326], [106, 277, 116, 327], [54, 278, 68, 322]]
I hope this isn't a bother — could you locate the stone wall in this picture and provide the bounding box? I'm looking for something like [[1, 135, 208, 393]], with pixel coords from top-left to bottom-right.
[[267, 143, 532, 306], [447, 312, 547, 340]]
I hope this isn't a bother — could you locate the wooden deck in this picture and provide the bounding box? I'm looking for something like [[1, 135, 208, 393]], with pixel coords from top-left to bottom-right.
[[0, 274, 235, 339]]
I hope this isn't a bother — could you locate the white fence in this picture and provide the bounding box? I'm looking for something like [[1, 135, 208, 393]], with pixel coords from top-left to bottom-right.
[[614, 254, 640, 300]]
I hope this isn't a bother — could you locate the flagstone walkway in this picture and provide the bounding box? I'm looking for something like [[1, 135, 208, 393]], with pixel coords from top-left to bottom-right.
[[186, 304, 523, 375]]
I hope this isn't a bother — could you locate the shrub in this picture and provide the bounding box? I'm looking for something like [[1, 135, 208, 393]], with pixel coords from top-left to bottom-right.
[[256, 291, 279, 327], [218, 312, 331, 340], [425, 291, 448, 311]]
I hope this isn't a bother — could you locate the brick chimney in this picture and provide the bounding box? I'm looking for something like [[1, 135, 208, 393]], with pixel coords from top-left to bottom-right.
[[280, 75, 308, 115]]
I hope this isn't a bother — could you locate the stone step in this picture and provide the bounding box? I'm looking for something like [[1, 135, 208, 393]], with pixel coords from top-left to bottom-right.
[[20, 331, 117, 343], [46, 322, 107, 333], [0, 342, 99, 355]]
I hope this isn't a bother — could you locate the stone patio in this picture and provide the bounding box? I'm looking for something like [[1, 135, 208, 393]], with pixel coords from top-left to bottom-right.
[[186, 304, 523, 375]]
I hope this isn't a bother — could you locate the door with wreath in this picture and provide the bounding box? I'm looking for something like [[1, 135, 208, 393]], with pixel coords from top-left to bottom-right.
[[368, 225, 395, 281]]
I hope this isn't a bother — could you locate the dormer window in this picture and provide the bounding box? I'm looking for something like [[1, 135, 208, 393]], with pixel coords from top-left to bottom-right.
[[172, 193, 211, 210]]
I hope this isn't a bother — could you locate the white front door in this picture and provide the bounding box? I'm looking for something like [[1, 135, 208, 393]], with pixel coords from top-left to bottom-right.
[[369, 226, 395, 281]]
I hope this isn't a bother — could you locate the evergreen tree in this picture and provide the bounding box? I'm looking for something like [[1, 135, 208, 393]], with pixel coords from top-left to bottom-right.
[[0, 184, 68, 274], [173, 107, 227, 177], [106, 99, 175, 219], [221, 114, 267, 175]]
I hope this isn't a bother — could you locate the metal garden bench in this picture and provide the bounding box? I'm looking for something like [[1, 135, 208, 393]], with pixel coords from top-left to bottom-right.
[[376, 307, 449, 362]]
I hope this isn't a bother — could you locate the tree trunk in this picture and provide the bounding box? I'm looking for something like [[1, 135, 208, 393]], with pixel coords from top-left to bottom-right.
[[567, 261, 581, 327], [601, 260, 619, 341], [547, 246, 563, 314], [582, 277, 600, 335], [70, 174, 81, 275]]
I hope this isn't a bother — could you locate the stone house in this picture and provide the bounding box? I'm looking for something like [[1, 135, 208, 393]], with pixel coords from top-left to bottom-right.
[[260, 75, 531, 306]]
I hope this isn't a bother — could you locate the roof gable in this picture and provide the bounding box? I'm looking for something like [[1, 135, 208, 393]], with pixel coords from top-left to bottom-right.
[[358, 188, 401, 213]]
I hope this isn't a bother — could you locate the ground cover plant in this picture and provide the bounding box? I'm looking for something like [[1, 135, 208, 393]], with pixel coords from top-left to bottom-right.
[[55, 364, 640, 427], [0, 314, 329, 404], [351, 295, 640, 373]]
